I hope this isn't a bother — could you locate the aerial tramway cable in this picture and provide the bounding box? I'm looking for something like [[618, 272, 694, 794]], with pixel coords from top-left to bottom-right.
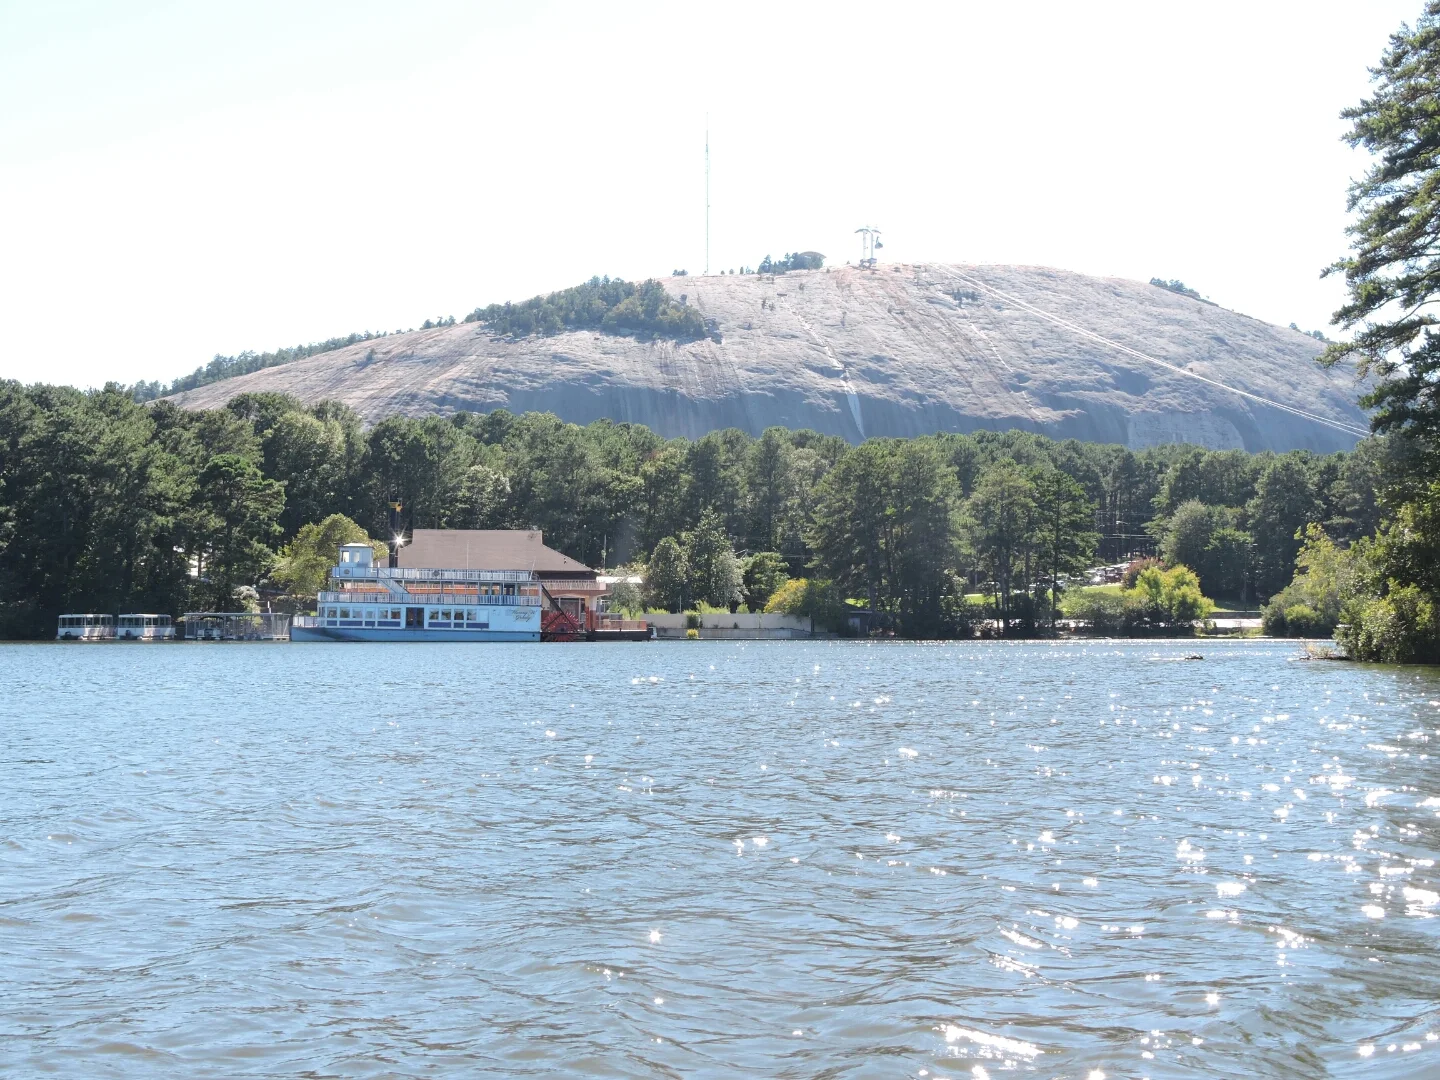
[[947, 272, 1371, 440]]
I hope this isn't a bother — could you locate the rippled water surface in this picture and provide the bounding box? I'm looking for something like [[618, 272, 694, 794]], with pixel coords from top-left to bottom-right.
[[3, 640, 1440, 1078]]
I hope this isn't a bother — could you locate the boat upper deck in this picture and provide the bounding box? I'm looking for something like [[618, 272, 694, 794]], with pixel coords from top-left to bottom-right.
[[334, 564, 535, 584]]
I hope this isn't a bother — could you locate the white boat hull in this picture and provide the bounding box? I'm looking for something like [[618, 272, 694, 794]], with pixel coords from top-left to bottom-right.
[[291, 626, 539, 643]]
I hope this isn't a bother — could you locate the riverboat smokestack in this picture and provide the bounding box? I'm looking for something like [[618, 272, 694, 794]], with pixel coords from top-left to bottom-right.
[[388, 500, 404, 568]]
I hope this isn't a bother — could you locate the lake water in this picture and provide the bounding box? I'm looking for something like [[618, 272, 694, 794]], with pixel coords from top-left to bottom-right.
[[2, 639, 1438, 1078]]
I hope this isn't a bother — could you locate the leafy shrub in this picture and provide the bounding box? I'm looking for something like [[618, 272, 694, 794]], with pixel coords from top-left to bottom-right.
[[1263, 597, 1333, 637], [1286, 603, 1326, 636], [1132, 565, 1213, 625], [1261, 526, 1361, 639], [1063, 565, 1214, 633], [685, 627, 700, 640], [764, 577, 846, 630], [1337, 585, 1440, 664], [1060, 589, 1136, 634], [763, 578, 808, 615], [1122, 557, 1163, 589]]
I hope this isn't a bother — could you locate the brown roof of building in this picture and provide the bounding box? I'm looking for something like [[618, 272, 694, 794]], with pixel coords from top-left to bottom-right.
[[398, 529, 596, 577]]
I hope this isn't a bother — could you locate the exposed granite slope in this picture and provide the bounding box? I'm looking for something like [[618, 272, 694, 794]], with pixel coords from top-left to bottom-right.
[[169, 264, 1369, 452]]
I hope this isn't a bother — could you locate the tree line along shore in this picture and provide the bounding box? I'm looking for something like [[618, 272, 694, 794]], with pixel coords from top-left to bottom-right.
[[0, 382, 1417, 654], [7, 7, 1440, 661]]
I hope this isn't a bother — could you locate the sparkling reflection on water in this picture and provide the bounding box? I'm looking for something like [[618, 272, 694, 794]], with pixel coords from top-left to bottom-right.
[[2, 640, 1439, 1078]]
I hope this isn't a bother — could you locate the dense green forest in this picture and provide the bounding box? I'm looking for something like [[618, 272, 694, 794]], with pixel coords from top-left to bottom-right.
[[12, 5, 1439, 659], [0, 380, 1394, 641]]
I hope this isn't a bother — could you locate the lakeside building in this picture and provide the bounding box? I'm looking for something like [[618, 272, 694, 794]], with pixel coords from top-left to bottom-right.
[[398, 530, 608, 627]]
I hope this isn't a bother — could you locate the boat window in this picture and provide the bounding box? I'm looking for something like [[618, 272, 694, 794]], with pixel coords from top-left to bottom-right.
[[339, 608, 350, 619], [428, 609, 440, 622]]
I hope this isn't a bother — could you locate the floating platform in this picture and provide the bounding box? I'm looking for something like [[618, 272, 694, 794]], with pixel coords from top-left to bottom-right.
[[181, 612, 292, 642]]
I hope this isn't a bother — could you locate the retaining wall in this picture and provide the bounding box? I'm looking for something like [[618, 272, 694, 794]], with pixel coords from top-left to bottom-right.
[[645, 613, 814, 639]]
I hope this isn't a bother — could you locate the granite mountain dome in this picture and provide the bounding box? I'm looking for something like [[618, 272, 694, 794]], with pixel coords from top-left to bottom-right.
[[170, 264, 1368, 452]]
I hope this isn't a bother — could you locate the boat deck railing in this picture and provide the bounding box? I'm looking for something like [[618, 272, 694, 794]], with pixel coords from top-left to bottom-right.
[[333, 566, 535, 584], [318, 591, 542, 606]]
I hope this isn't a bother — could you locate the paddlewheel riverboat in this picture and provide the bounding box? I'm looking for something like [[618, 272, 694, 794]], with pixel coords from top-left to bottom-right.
[[291, 539, 650, 643]]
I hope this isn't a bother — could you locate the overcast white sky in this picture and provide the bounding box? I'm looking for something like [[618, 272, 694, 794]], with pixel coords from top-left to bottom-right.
[[0, 0, 1422, 389]]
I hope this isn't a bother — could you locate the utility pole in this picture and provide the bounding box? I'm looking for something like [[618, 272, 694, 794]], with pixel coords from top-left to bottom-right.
[[705, 115, 710, 276], [855, 225, 882, 269]]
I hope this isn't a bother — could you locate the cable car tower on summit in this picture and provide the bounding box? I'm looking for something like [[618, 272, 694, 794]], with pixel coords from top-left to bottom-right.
[[856, 226, 883, 269]]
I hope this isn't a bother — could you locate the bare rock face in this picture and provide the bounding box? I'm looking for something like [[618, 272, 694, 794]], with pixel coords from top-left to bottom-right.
[[170, 264, 1369, 452]]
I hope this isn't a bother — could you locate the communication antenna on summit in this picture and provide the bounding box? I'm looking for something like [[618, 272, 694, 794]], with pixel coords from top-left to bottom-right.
[[856, 226, 882, 269], [704, 116, 710, 276]]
